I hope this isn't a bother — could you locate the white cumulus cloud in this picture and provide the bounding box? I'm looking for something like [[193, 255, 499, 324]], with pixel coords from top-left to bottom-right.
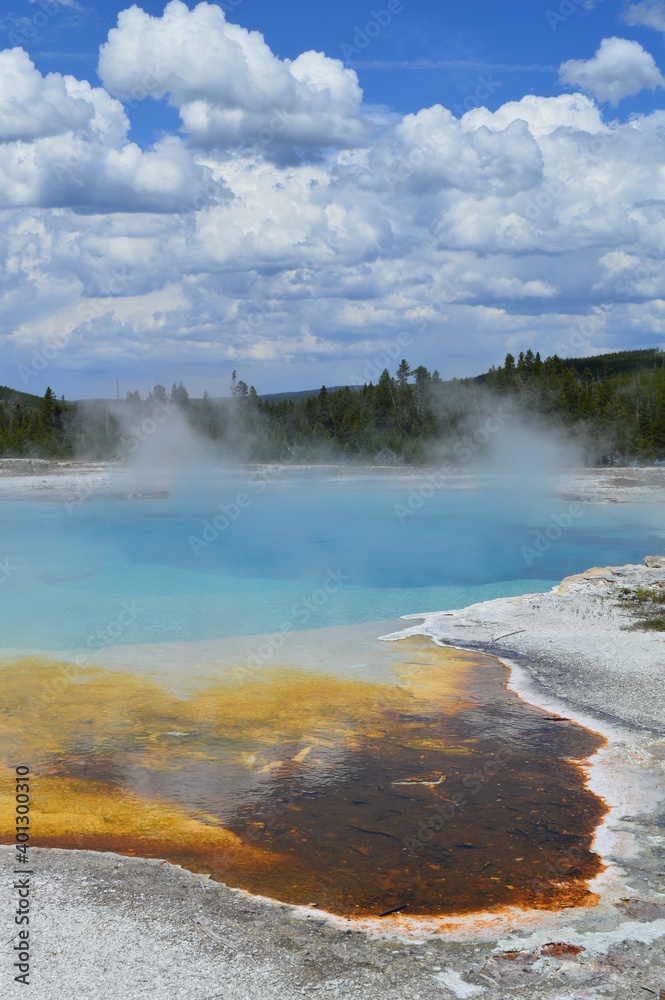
[[3, 6, 665, 392], [0, 48, 222, 212], [0, 48, 123, 143], [387, 107, 543, 197], [462, 93, 605, 138], [97, 0, 369, 156], [559, 36, 664, 105]]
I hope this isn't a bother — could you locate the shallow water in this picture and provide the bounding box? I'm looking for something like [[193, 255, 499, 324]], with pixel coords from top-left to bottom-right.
[[0, 467, 650, 917], [0, 467, 662, 651], [0, 638, 605, 917]]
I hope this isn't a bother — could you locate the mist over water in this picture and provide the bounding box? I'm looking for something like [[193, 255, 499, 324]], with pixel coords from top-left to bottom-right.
[[0, 429, 662, 651], [0, 423, 659, 918]]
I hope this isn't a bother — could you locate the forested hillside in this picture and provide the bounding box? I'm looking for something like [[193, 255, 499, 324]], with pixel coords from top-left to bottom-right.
[[251, 349, 665, 462], [2, 349, 664, 463], [0, 385, 122, 459], [482, 348, 665, 460], [0, 386, 72, 458]]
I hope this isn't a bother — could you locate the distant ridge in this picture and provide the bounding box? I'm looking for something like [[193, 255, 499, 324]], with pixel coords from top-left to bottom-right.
[[257, 350, 665, 398], [77, 386, 361, 404], [561, 348, 665, 378], [0, 385, 43, 407], [254, 349, 665, 398], [258, 385, 362, 403], [475, 347, 665, 383]]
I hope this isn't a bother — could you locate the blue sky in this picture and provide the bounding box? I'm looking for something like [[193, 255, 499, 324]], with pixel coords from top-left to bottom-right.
[[14, 0, 665, 136], [2, 0, 665, 397]]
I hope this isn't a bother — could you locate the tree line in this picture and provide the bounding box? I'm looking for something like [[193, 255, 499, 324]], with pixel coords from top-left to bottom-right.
[[1, 348, 664, 463], [482, 348, 665, 459]]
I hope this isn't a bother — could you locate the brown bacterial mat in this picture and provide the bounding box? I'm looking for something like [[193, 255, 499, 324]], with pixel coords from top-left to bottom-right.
[[0, 637, 607, 918]]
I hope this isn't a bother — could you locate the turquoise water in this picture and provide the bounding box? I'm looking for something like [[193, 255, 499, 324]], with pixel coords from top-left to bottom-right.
[[0, 468, 663, 652]]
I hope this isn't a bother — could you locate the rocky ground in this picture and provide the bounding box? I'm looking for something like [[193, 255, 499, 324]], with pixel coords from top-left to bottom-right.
[[2, 838, 664, 1000], [392, 557, 665, 733]]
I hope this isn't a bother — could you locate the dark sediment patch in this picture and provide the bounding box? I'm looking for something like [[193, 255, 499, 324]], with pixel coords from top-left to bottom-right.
[[0, 639, 606, 918]]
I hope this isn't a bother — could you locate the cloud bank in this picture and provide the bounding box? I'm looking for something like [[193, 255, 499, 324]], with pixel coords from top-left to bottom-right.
[[2, 2, 665, 395]]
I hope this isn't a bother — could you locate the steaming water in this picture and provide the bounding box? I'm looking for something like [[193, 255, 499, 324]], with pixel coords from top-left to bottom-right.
[[0, 464, 661, 917], [0, 466, 663, 651]]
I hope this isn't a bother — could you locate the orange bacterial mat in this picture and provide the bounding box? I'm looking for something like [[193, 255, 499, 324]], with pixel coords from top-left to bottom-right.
[[0, 638, 606, 918]]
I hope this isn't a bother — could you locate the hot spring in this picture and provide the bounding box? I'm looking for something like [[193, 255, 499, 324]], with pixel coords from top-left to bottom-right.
[[0, 465, 662, 918]]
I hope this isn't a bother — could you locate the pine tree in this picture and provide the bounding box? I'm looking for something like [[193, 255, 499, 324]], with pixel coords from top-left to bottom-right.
[[396, 359, 411, 388], [41, 387, 55, 431], [174, 382, 190, 407]]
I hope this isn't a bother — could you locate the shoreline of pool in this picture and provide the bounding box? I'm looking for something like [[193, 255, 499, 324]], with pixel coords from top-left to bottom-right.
[[2, 453, 665, 996], [3, 559, 665, 996]]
